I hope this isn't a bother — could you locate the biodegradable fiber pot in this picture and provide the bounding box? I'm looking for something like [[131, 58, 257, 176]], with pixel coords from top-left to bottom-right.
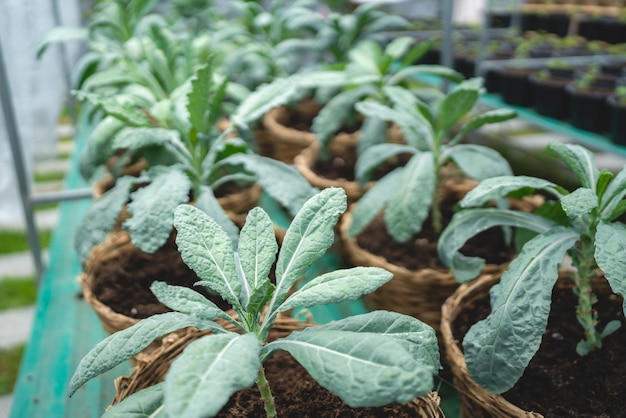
[[441, 273, 626, 417], [109, 315, 445, 417]]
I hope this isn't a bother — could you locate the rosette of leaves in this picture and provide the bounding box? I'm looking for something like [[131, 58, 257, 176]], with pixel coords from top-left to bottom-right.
[[74, 64, 315, 261], [347, 77, 517, 243], [208, 0, 327, 90], [437, 141, 626, 394], [37, 0, 165, 90], [315, 2, 411, 64], [68, 188, 441, 418], [310, 36, 463, 158]]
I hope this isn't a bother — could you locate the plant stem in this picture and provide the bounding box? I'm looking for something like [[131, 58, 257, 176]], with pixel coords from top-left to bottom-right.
[[570, 233, 601, 353], [256, 367, 277, 418]]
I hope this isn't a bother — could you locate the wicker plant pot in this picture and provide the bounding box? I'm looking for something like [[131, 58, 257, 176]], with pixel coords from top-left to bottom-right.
[[440, 270, 622, 417], [293, 133, 370, 203], [440, 273, 542, 417], [339, 174, 542, 333], [339, 176, 490, 332], [261, 99, 320, 163], [109, 315, 445, 417]]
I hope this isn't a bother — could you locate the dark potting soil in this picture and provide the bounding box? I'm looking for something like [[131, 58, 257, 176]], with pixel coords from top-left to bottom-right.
[[355, 194, 513, 272], [314, 150, 412, 184], [217, 349, 435, 417], [92, 233, 230, 318], [452, 281, 626, 417]]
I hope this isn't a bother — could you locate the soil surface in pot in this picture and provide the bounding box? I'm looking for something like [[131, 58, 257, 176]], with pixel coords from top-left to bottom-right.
[[452, 281, 626, 417], [92, 233, 230, 318], [356, 193, 513, 271], [217, 349, 431, 417]]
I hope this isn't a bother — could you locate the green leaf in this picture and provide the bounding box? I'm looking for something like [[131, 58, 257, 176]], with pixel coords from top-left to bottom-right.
[[266, 329, 433, 407], [464, 227, 579, 394], [444, 144, 512, 181], [37, 26, 88, 59], [347, 40, 382, 74], [238, 207, 278, 306], [438, 209, 557, 283], [459, 108, 517, 135], [595, 222, 626, 315], [602, 319, 622, 337], [69, 312, 217, 397], [304, 311, 440, 372], [113, 127, 184, 159], [599, 166, 626, 220], [222, 153, 317, 216], [278, 267, 392, 312], [124, 167, 191, 253], [150, 281, 233, 324], [355, 142, 416, 185], [187, 63, 213, 134], [73, 90, 152, 127], [436, 80, 480, 134], [231, 77, 298, 127], [313, 88, 370, 147], [384, 36, 414, 60], [387, 64, 464, 86], [595, 169, 614, 201], [460, 176, 563, 208], [356, 116, 387, 156], [267, 188, 347, 317], [173, 204, 241, 309], [384, 152, 436, 242], [355, 100, 432, 150], [79, 116, 127, 180], [547, 142, 599, 191], [74, 177, 136, 262], [293, 70, 349, 89], [165, 333, 260, 418], [195, 186, 240, 247], [560, 187, 598, 219], [349, 168, 404, 237], [102, 383, 165, 418]]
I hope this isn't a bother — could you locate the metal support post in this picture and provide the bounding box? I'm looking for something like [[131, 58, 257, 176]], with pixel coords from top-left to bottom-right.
[[440, 0, 454, 92], [0, 40, 46, 282]]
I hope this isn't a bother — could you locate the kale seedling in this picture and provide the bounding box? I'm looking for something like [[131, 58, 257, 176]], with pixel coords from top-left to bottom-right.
[[68, 188, 440, 417], [348, 77, 516, 242], [74, 62, 315, 261], [438, 141, 626, 393]]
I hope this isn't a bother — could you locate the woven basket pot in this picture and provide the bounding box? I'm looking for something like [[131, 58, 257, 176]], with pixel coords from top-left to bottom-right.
[[79, 230, 231, 337], [261, 99, 320, 163], [293, 133, 373, 204], [441, 270, 619, 418], [339, 173, 543, 333], [109, 315, 445, 417], [440, 273, 543, 417]]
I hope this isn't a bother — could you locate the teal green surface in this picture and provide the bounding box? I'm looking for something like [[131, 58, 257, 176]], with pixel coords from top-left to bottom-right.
[[10, 114, 131, 418]]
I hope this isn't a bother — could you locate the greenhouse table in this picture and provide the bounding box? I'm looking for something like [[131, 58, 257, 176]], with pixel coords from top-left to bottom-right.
[[9, 117, 459, 417]]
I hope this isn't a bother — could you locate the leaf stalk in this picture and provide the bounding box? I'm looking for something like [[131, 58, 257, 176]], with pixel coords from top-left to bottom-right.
[[256, 366, 277, 418]]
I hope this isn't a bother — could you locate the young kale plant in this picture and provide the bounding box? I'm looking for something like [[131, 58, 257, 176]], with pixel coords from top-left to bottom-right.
[[347, 77, 517, 243], [311, 36, 463, 157], [74, 63, 315, 261], [68, 188, 441, 418], [437, 141, 626, 394]]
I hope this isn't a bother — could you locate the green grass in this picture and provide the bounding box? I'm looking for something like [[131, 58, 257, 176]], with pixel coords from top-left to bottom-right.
[[0, 277, 37, 311], [33, 170, 66, 184], [0, 229, 52, 255], [0, 345, 25, 396], [34, 202, 59, 212]]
